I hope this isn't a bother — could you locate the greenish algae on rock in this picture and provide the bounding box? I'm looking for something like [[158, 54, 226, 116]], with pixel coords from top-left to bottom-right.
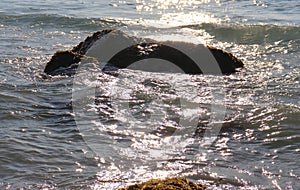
[[118, 177, 206, 190]]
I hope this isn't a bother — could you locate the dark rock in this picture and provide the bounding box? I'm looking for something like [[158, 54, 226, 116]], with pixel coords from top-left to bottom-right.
[[208, 46, 244, 74], [44, 50, 81, 75], [71, 29, 113, 55], [44, 29, 243, 75], [44, 29, 113, 75]]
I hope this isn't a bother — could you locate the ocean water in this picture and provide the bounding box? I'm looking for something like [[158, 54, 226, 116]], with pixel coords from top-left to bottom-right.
[[0, 0, 299, 189]]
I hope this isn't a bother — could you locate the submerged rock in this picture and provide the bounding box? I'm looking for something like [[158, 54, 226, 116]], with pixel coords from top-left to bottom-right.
[[44, 29, 243, 75], [118, 177, 206, 190]]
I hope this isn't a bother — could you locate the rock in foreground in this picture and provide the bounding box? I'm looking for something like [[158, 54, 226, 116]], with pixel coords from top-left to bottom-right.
[[118, 177, 206, 190]]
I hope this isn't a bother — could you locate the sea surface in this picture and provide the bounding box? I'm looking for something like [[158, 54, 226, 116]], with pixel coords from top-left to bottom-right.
[[0, 0, 299, 189]]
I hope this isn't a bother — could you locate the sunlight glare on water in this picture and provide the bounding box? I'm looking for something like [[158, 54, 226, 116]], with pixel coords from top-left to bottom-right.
[[133, 0, 221, 27], [136, 0, 217, 11]]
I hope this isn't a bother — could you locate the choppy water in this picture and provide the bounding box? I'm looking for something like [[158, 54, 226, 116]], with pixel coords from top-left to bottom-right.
[[0, 0, 299, 189]]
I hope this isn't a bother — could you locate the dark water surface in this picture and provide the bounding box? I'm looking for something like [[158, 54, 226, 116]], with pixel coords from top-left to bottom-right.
[[0, 0, 299, 189]]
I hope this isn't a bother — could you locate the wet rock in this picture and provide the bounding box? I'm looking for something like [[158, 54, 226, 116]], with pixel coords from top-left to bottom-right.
[[44, 29, 113, 75], [118, 177, 206, 190], [207, 46, 243, 74], [43, 50, 81, 75], [44, 29, 243, 75]]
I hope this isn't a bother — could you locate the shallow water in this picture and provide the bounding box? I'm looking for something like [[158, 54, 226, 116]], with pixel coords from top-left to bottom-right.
[[0, 0, 299, 189]]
